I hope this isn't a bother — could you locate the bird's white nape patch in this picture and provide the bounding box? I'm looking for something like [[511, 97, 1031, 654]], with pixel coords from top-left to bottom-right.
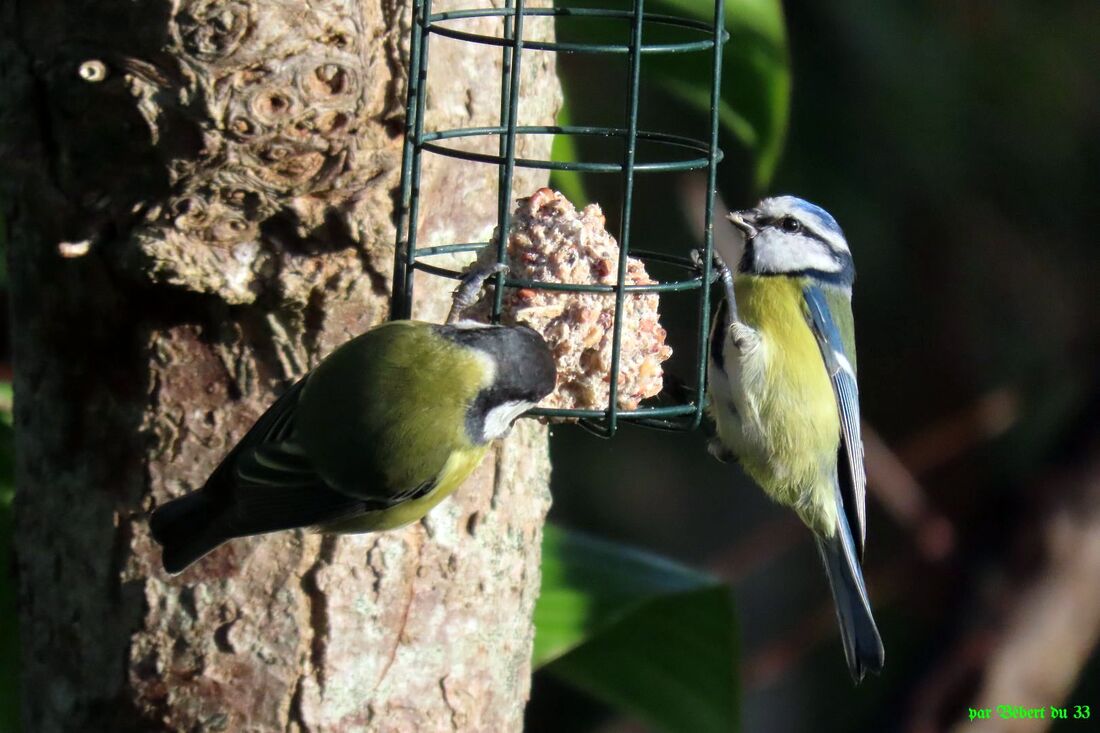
[[469, 348, 498, 389], [482, 400, 536, 441], [449, 319, 496, 330]]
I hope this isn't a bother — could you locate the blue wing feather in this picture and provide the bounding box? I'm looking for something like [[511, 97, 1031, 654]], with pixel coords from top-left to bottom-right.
[[803, 284, 867, 559]]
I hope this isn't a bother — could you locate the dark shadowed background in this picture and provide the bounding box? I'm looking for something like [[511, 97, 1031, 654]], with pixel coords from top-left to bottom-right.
[[529, 1, 1100, 731]]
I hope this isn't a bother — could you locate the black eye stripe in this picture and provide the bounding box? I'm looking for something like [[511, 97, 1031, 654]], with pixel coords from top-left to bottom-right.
[[759, 213, 849, 257], [763, 216, 808, 236], [780, 216, 802, 233], [783, 223, 840, 252]]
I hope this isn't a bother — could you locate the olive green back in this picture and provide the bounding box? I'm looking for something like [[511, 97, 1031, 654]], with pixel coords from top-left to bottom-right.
[[294, 321, 490, 499]]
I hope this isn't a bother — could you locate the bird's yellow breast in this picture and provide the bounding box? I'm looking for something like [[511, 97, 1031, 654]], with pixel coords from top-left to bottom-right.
[[320, 445, 489, 534], [718, 275, 840, 533]]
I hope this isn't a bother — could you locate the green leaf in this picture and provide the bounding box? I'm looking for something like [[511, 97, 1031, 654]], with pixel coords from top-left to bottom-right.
[[648, 0, 791, 189], [659, 78, 757, 150], [548, 98, 588, 204], [0, 382, 11, 429], [552, 0, 789, 191], [535, 525, 739, 733]]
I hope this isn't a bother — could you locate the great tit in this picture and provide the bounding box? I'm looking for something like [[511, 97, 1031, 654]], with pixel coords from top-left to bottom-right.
[[707, 195, 885, 681], [150, 319, 556, 573]]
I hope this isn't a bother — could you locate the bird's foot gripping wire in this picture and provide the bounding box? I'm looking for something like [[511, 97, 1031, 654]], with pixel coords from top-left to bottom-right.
[[447, 262, 508, 324], [691, 248, 738, 323], [714, 258, 736, 314], [689, 247, 710, 274]]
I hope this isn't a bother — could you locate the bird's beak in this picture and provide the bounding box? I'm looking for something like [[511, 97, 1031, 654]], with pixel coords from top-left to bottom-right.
[[726, 210, 759, 239]]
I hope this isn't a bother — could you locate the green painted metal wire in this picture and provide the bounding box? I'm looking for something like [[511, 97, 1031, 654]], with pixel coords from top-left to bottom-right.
[[420, 126, 719, 173], [392, 0, 725, 436], [427, 7, 722, 54]]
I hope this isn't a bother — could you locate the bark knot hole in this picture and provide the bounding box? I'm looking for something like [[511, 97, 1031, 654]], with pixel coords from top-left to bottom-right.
[[307, 64, 349, 98], [78, 60, 108, 83], [177, 0, 252, 60]]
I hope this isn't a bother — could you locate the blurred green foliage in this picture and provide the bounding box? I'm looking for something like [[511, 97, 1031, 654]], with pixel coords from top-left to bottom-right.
[[550, 0, 789, 197], [0, 382, 18, 733], [540, 1, 1100, 731], [535, 525, 738, 733], [649, 0, 789, 188], [548, 102, 587, 205], [550, 0, 789, 196]]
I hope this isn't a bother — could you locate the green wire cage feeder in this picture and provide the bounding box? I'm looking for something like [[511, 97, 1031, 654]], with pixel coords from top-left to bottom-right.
[[392, 0, 727, 437]]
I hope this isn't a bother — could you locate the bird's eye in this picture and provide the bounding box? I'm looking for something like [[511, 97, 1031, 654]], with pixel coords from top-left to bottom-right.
[[780, 217, 802, 233]]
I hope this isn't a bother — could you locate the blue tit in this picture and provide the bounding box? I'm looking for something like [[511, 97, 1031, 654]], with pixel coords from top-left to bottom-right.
[[150, 319, 556, 573], [707, 195, 885, 681]]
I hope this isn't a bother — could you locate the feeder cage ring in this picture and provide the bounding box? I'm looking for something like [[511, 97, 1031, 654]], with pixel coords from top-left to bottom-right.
[[391, 0, 727, 438], [427, 7, 726, 55], [420, 126, 722, 173]]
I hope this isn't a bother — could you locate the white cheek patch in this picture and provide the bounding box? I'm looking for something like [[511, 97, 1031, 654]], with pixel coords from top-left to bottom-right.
[[753, 232, 843, 274], [482, 400, 536, 441]]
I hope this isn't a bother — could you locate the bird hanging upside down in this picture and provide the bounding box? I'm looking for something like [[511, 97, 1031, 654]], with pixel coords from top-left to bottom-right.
[[706, 195, 885, 682]]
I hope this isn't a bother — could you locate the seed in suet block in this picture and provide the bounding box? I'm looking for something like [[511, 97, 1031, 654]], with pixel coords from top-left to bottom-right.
[[469, 188, 673, 413]]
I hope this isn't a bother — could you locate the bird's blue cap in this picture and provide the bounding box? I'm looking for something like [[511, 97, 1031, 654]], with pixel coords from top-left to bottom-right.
[[789, 197, 843, 237]]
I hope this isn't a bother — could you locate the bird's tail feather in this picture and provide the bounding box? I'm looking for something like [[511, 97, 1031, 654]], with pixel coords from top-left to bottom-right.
[[149, 491, 229, 574], [816, 512, 885, 682]]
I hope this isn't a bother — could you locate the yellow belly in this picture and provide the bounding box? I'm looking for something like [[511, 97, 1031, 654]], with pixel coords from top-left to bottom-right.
[[718, 276, 840, 534], [318, 446, 489, 534]]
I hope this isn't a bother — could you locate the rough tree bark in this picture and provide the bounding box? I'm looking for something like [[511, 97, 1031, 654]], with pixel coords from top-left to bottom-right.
[[1, 0, 559, 730]]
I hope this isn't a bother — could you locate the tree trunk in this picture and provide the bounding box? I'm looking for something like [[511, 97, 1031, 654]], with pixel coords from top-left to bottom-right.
[[1, 1, 560, 730]]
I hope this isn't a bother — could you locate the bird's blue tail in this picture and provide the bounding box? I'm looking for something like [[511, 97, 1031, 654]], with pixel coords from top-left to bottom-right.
[[816, 505, 885, 682]]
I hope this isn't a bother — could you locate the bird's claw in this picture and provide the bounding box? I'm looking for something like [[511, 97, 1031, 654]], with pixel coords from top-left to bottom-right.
[[689, 248, 727, 282], [728, 322, 757, 353], [707, 438, 737, 464], [689, 248, 706, 270], [714, 258, 735, 303], [447, 261, 508, 324], [694, 249, 738, 325]]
